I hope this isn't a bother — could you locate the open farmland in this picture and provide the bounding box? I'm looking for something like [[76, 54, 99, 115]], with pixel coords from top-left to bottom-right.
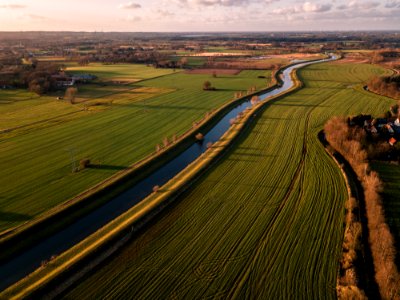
[[65, 63, 175, 81], [63, 63, 394, 299], [0, 66, 271, 232]]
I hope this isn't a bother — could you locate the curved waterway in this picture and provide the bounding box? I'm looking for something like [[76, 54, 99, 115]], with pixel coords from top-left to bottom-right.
[[0, 56, 335, 291]]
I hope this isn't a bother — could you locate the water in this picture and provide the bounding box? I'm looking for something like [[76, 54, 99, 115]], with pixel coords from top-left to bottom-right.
[[0, 56, 334, 291]]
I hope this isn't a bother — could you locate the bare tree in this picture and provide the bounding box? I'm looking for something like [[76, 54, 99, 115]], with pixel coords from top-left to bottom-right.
[[65, 87, 78, 104]]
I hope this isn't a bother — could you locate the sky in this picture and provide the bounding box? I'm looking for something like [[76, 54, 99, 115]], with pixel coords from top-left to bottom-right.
[[0, 0, 399, 32]]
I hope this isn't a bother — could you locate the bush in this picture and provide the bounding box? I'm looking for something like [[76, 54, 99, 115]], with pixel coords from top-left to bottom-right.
[[79, 158, 91, 170], [195, 133, 204, 141], [203, 81, 215, 91]]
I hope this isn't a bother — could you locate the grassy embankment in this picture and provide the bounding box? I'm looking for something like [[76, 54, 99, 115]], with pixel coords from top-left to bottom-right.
[[63, 63, 394, 299], [1, 62, 393, 298], [0, 64, 271, 233]]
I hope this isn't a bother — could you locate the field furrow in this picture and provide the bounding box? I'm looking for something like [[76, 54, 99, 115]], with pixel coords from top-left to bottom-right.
[[60, 63, 395, 299], [0, 68, 271, 231]]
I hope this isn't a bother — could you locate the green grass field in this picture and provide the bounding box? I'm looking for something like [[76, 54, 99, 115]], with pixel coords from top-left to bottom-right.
[[371, 162, 400, 268], [65, 63, 176, 81], [63, 62, 394, 299], [0, 65, 271, 232]]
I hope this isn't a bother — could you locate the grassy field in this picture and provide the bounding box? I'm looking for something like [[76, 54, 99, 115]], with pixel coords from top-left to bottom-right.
[[370, 162, 400, 268], [65, 63, 175, 81], [170, 56, 207, 67], [63, 63, 394, 299], [0, 65, 271, 232]]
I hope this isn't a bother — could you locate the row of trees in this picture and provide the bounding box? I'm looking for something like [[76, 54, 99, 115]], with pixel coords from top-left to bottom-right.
[[368, 75, 400, 100], [325, 117, 400, 299], [74, 50, 186, 68]]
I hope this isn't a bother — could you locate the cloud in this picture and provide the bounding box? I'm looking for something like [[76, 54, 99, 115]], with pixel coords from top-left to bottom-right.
[[193, 0, 250, 6], [118, 2, 142, 9], [23, 14, 48, 20], [157, 9, 175, 17], [296, 6, 400, 22], [337, 1, 380, 10], [175, 0, 276, 7], [272, 6, 299, 15], [125, 15, 142, 22], [385, 0, 400, 8], [273, 2, 332, 15], [0, 4, 26, 9], [302, 2, 331, 12]]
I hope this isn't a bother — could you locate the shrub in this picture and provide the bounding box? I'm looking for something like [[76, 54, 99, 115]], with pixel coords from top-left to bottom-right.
[[195, 133, 204, 141], [79, 158, 91, 170], [203, 81, 215, 91], [251, 95, 260, 106], [65, 87, 78, 104], [163, 137, 170, 147]]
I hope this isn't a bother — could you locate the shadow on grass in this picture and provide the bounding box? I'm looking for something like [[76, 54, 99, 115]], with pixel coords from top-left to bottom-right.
[[89, 164, 127, 171], [0, 211, 32, 222], [114, 103, 209, 111], [273, 103, 328, 108]]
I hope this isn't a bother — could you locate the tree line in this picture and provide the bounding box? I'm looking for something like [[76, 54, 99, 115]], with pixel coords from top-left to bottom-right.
[[325, 116, 400, 300], [368, 75, 400, 100], [0, 57, 61, 95]]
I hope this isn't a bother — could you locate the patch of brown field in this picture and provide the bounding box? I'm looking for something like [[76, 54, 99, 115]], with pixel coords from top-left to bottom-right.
[[268, 53, 322, 59], [99, 77, 141, 83], [206, 59, 284, 70], [332, 58, 370, 64], [189, 52, 247, 57], [184, 69, 241, 75], [110, 80, 137, 85]]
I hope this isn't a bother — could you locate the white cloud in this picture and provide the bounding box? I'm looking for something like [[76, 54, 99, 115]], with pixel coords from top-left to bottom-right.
[[302, 2, 331, 12], [0, 4, 26, 9], [175, 0, 277, 7], [118, 2, 142, 9], [157, 9, 175, 17], [23, 14, 49, 20], [385, 0, 400, 8], [125, 15, 142, 22], [193, 0, 250, 6], [273, 2, 332, 15], [338, 1, 380, 10]]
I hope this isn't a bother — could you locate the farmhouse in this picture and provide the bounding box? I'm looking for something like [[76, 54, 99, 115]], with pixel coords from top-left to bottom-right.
[[71, 74, 97, 83], [389, 137, 397, 146], [52, 74, 74, 88]]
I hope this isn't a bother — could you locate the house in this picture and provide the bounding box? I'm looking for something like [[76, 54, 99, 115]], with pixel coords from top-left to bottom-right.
[[71, 74, 97, 83], [364, 119, 373, 127], [385, 124, 395, 134], [370, 126, 378, 134], [389, 137, 397, 146], [51, 75, 74, 88], [376, 118, 388, 125]]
